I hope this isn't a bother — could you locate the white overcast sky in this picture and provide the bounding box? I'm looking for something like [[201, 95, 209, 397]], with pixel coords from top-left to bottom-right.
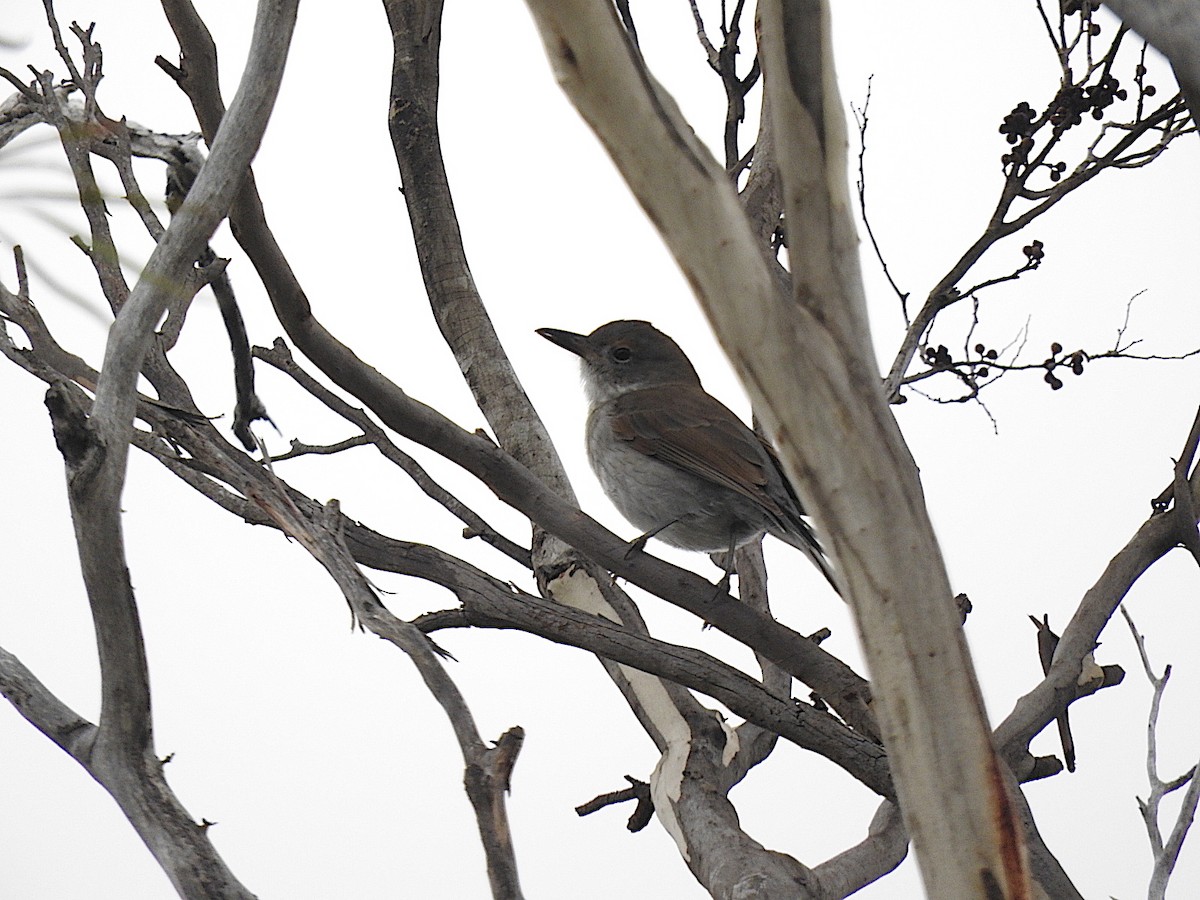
[[2, 1, 1199, 898]]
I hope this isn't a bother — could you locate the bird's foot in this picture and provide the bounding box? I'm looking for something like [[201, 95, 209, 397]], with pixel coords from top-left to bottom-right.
[[623, 534, 650, 560], [713, 570, 732, 598], [623, 519, 680, 559]]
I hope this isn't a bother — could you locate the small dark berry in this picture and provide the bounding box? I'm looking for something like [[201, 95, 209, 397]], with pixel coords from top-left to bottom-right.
[[1051, 342, 1063, 355]]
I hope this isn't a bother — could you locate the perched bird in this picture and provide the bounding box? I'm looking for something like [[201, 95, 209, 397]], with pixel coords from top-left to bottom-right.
[[537, 319, 839, 592]]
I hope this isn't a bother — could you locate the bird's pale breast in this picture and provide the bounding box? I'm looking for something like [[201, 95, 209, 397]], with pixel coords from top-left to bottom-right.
[[585, 402, 773, 551]]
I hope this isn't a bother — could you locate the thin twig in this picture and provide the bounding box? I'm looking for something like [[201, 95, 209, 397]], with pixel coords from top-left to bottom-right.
[[881, 11, 1192, 404], [1120, 605, 1200, 899], [255, 340, 531, 568], [852, 79, 908, 319]]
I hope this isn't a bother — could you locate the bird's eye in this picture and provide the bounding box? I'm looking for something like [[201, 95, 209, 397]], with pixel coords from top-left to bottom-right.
[[612, 346, 633, 362]]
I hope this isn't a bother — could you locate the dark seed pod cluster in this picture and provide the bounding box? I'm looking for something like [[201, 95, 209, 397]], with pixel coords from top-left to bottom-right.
[[923, 344, 953, 370], [1043, 342, 1088, 390], [1000, 101, 1037, 145], [972, 343, 999, 378]]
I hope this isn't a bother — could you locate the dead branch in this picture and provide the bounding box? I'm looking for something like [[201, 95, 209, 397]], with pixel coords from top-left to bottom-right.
[[1121, 605, 1200, 900], [576, 776, 653, 832]]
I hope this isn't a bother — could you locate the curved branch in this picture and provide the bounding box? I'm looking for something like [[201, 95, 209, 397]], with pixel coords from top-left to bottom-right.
[[254, 340, 531, 568], [812, 801, 908, 897], [400, 558, 892, 798], [247, 482, 527, 899], [382, 0, 575, 507], [1121, 606, 1200, 899], [94, 0, 294, 444], [994, 507, 1179, 766], [20, 2, 298, 896]]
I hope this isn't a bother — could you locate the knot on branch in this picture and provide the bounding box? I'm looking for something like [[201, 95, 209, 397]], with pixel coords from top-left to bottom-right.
[[44, 382, 103, 480]]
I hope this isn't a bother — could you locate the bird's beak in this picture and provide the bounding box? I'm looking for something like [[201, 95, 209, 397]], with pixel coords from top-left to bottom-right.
[[536, 327, 594, 360]]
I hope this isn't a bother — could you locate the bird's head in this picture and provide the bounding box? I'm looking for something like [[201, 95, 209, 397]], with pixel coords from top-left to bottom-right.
[[537, 320, 702, 405]]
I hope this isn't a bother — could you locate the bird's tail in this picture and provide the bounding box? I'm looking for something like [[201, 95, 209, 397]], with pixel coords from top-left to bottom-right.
[[771, 521, 842, 597]]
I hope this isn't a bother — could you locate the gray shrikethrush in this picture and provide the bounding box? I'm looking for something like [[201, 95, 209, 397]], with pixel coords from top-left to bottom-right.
[[537, 319, 839, 592]]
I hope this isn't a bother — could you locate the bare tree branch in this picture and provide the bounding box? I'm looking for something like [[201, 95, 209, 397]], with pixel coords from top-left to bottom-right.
[[1121, 606, 1200, 900], [851, 81, 908, 319], [381, 0, 576, 511], [757, 5, 1028, 896], [404, 567, 891, 797], [247, 480, 527, 900], [879, 6, 1193, 403], [9, 1, 299, 895], [811, 801, 908, 898], [254, 339, 531, 569], [0, 643, 94, 759], [995, 510, 1174, 768]]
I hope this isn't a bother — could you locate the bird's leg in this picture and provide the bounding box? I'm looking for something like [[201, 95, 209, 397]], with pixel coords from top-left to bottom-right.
[[623, 518, 681, 559], [697, 536, 740, 631]]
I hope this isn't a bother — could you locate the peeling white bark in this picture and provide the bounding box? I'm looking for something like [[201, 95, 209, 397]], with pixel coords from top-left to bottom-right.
[[543, 567, 697, 859]]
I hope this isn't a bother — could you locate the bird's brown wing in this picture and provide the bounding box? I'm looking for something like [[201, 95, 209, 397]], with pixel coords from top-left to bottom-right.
[[609, 387, 790, 519], [613, 386, 839, 593]]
